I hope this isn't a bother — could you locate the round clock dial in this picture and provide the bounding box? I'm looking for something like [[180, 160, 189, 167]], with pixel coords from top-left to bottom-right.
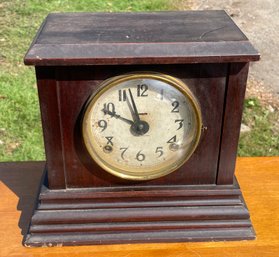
[[82, 73, 202, 180]]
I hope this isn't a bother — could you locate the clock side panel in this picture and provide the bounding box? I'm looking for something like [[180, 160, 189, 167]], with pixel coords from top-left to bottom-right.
[[37, 64, 227, 189], [36, 67, 66, 189], [217, 62, 249, 184]]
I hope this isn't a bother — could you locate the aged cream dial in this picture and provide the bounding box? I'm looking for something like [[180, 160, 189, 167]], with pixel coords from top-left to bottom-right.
[[82, 73, 202, 180]]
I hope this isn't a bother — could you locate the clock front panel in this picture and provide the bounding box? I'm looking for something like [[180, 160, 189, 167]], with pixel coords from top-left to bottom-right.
[[37, 64, 227, 189]]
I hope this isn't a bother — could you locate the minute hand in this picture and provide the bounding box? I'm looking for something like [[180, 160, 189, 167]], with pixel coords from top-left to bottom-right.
[[128, 88, 140, 122]]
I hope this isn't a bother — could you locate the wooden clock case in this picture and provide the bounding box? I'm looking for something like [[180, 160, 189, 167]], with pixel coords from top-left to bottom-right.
[[23, 11, 259, 246]]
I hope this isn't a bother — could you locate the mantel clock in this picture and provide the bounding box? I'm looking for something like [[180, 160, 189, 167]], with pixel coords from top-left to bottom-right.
[[23, 11, 259, 246]]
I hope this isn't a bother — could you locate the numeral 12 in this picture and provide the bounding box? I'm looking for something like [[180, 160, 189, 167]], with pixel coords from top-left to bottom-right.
[[137, 84, 148, 97]]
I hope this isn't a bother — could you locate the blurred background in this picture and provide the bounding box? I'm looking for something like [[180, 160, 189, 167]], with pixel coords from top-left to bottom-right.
[[0, 0, 278, 161]]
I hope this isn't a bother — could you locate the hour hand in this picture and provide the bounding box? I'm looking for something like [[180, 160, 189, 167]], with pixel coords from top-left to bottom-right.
[[102, 109, 134, 125]]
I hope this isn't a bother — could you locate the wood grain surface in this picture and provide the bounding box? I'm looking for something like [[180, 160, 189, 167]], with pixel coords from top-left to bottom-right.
[[0, 157, 278, 256], [24, 11, 259, 65], [36, 64, 228, 189]]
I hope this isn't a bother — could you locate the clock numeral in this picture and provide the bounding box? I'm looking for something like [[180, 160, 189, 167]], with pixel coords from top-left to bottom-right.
[[171, 100, 179, 112], [118, 89, 127, 102], [155, 147, 164, 157], [136, 150, 145, 162], [105, 136, 113, 146], [167, 135, 177, 144], [175, 119, 184, 130], [120, 147, 128, 160], [97, 120, 107, 132], [103, 103, 115, 114], [137, 84, 148, 97]]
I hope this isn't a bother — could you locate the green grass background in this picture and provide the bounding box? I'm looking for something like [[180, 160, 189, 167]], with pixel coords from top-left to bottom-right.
[[0, 0, 278, 161]]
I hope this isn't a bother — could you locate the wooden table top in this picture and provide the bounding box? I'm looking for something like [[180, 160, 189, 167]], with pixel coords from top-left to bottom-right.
[[1, 157, 278, 256]]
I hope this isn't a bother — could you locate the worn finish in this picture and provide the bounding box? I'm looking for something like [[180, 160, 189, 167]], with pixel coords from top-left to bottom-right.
[[36, 68, 66, 189], [25, 172, 254, 246], [1, 157, 278, 255], [36, 64, 226, 188], [217, 63, 249, 184], [24, 11, 259, 65], [23, 11, 259, 246]]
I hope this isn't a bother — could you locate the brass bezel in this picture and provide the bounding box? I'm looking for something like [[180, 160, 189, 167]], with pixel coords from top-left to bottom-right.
[[82, 72, 202, 181]]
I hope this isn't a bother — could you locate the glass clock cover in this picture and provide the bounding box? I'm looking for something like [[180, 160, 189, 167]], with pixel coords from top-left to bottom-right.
[[82, 73, 202, 180]]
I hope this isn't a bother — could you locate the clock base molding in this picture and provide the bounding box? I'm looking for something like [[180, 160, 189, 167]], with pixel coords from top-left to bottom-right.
[[24, 172, 255, 247]]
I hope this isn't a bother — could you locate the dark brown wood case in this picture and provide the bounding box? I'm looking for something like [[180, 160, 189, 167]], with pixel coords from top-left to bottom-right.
[[23, 11, 259, 246]]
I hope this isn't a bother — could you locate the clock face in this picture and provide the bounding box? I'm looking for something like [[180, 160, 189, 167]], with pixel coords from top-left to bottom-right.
[[82, 73, 202, 180]]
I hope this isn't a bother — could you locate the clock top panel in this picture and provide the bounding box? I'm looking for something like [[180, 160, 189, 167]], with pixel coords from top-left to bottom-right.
[[24, 11, 259, 65]]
